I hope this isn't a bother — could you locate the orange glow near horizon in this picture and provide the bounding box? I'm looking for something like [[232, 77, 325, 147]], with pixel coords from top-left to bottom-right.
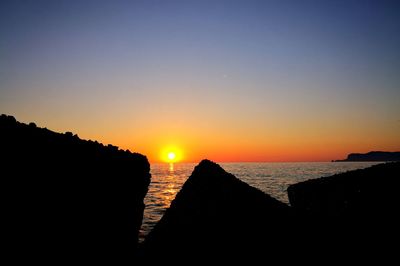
[[128, 136, 400, 164], [77, 121, 400, 164], [11, 111, 400, 164]]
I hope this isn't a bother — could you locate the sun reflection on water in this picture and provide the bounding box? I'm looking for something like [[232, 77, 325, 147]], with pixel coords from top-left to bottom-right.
[[139, 162, 196, 242]]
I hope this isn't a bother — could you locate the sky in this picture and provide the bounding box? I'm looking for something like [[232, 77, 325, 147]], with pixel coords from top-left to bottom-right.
[[1, 0, 399, 162]]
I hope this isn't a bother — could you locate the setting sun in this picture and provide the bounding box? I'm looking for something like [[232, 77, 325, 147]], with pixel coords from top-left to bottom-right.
[[160, 146, 183, 163], [168, 152, 176, 161]]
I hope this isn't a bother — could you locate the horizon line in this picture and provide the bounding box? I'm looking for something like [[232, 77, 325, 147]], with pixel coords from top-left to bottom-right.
[[151, 160, 367, 164]]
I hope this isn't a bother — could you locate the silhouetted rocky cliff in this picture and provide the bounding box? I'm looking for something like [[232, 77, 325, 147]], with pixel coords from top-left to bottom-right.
[[334, 151, 400, 162], [0, 114, 150, 263]]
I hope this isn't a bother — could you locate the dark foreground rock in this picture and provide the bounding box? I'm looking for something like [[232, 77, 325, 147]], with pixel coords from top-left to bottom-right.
[[288, 162, 400, 217], [0, 114, 150, 263], [140, 160, 293, 260], [140, 160, 400, 261], [288, 162, 400, 257]]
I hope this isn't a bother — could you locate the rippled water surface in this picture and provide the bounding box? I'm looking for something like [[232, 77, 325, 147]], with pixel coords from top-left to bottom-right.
[[140, 161, 379, 240]]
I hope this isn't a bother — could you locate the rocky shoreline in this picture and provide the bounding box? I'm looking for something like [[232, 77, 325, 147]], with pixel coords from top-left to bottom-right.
[[2, 114, 398, 262]]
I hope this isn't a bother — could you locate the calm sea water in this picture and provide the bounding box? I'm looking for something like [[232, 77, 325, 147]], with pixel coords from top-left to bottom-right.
[[139, 161, 379, 241]]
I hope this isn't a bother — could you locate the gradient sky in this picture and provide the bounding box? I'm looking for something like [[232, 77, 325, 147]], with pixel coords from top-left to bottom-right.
[[1, 0, 399, 162]]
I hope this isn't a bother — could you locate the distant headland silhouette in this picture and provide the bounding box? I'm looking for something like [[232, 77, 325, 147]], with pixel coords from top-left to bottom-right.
[[334, 151, 400, 162]]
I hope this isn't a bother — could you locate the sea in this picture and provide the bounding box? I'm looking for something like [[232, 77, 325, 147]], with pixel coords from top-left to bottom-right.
[[139, 161, 379, 241]]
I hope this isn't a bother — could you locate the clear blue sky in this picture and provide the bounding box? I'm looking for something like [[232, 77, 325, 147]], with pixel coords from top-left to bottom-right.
[[1, 0, 399, 161]]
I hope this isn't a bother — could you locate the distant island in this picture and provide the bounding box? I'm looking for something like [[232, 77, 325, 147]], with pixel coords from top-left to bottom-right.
[[333, 151, 400, 162]]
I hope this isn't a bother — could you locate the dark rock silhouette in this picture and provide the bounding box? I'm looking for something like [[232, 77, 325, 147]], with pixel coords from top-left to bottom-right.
[[140, 160, 400, 261], [288, 162, 400, 258], [0, 114, 150, 263], [140, 159, 293, 260], [288, 162, 400, 217], [334, 151, 400, 162]]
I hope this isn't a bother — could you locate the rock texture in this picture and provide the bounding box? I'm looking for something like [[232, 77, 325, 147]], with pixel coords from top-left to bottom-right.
[[140, 159, 293, 260], [0, 114, 150, 263], [334, 151, 400, 162]]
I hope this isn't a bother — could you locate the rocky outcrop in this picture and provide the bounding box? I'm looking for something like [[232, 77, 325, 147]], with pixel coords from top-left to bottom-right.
[[288, 162, 400, 257], [288, 162, 400, 217], [0, 114, 150, 263], [141, 160, 400, 261], [140, 160, 293, 259], [334, 151, 400, 162]]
